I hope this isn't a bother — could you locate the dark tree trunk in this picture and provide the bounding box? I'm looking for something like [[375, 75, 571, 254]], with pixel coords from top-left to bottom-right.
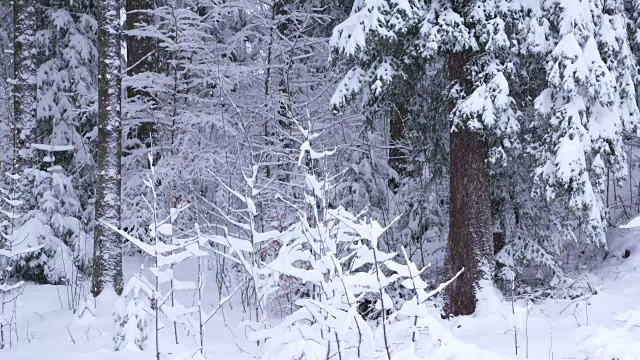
[[388, 99, 408, 190], [442, 51, 494, 317], [12, 0, 37, 215], [92, 0, 123, 297], [126, 0, 156, 145]]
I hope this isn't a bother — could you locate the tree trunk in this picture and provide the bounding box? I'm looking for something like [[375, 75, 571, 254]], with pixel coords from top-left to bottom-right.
[[443, 50, 494, 317], [12, 0, 37, 215], [92, 0, 123, 296], [388, 99, 408, 191], [126, 0, 156, 145]]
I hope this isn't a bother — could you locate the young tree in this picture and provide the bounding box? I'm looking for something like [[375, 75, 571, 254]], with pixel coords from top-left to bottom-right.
[[0, 173, 44, 349], [92, 0, 123, 296], [113, 266, 151, 351]]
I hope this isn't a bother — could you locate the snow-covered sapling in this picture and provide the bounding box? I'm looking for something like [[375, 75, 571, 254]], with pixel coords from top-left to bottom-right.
[[114, 266, 152, 351], [105, 154, 208, 359], [0, 172, 44, 349]]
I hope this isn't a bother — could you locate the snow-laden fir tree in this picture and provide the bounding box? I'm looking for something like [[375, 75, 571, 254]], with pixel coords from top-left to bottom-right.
[[531, 0, 639, 243], [12, 144, 87, 284], [2, 0, 98, 285], [0, 172, 43, 349], [492, 0, 640, 294], [114, 266, 151, 351], [36, 0, 98, 212]]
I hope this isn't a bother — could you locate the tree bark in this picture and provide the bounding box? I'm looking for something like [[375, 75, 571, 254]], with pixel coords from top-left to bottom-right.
[[443, 50, 494, 317], [126, 0, 156, 145], [92, 0, 123, 296], [388, 98, 408, 190], [12, 0, 37, 215]]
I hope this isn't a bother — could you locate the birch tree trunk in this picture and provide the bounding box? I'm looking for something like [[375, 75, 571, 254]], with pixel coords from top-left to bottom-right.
[[92, 0, 123, 296]]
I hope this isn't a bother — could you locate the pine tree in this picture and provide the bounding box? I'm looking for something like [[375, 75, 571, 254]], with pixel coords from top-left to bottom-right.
[[92, 0, 123, 296]]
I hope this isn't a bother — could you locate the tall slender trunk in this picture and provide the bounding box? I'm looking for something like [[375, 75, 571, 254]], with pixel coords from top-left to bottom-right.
[[12, 0, 37, 215], [92, 0, 123, 297], [443, 50, 494, 317]]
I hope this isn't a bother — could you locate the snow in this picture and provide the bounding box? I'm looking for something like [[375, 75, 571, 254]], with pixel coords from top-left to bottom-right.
[[4, 229, 640, 359], [1, 255, 251, 360], [5, 0, 640, 357], [30, 143, 75, 152], [621, 215, 640, 229]]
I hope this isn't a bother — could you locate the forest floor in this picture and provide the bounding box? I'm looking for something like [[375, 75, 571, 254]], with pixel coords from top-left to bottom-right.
[[2, 227, 640, 359]]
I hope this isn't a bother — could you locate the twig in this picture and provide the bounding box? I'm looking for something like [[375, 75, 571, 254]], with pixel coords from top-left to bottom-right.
[[66, 324, 76, 345], [203, 280, 246, 325]]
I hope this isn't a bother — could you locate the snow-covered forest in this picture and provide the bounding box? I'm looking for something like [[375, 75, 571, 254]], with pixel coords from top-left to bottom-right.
[[2, 0, 640, 359]]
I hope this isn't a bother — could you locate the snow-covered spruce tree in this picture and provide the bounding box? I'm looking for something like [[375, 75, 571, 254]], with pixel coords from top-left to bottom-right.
[[2, 1, 97, 285], [332, 0, 640, 307], [8, 144, 84, 284], [490, 0, 640, 294], [531, 0, 639, 244], [92, 0, 123, 296], [113, 266, 151, 351], [36, 0, 98, 250], [0, 171, 43, 349]]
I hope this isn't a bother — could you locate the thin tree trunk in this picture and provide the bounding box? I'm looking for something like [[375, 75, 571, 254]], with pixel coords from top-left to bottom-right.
[[12, 0, 37, 215], [388, 100, 408, 191], [92, 0, 123, 297], [443, 50, 494, 317]]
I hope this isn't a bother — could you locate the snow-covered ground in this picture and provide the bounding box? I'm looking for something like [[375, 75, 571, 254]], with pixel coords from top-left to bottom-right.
[[3, 228, 640, 360]]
